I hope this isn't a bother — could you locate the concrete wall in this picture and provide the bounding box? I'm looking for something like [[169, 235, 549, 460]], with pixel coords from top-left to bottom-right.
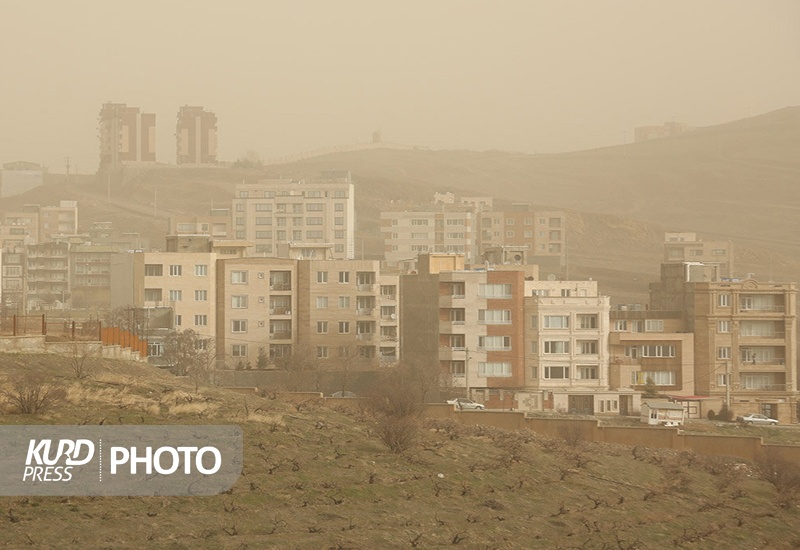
[[0, 336, 146, 362]]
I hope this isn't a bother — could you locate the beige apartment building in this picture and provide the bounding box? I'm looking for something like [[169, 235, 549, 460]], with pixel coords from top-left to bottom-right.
[[380, 208, 478, 265], [70, 244, 118, 309], [663, 232, 734, 278], [111, 251, 218, 345], [169, 208, 231, 240], [98, 102, 156, 169], [26, 242, 70, 310], [651, 262, 798, 422], [215, 257, 298, 368], [478, 206, 566, 265], [521, 280, 639, 415], [296, 259, 399, 366], [230, 172, 355, 259]]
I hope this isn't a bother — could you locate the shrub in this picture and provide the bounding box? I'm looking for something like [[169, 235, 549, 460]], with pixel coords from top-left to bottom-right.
[[717, 406, 734, 422], [2, 373, 66, 414], [707, 410, 716, 420]]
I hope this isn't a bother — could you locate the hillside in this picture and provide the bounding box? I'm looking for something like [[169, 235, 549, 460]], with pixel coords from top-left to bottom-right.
[[1, 354, 800, 548], [3, 106, 799, 303]]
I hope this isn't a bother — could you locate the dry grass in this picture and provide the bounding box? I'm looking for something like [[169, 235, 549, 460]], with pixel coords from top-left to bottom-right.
[[1, 352, 800, 548]]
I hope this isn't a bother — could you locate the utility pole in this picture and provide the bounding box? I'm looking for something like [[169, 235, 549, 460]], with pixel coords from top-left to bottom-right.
[[465, 347, 470, 400], [725, 360, 731, 411]]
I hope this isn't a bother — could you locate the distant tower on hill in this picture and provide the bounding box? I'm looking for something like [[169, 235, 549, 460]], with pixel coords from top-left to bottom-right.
[[176, 106, 218, 165], [372, 129, 382, 144], [98, 102, 156, 171]]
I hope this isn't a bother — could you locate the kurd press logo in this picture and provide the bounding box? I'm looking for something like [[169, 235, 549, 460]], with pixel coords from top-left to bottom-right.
[[1, 426, 242, 496]]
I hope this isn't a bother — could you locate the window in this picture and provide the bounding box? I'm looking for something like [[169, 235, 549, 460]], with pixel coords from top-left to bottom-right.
[[645, 320, 664, 332], [194, 264, 208, 276], [231, 344, 248, 357], [147, 342, 164, 357], [145, 264, 163, 276], [169, 265, 182, 276], [530, 341, 538, 354], [478, 336, 511, 350], [292, 204, 303, 213], [544, 315, 569, 329], [632, 371, 676, 386], [532, 289, 549, 297], [144, 288, 162, 302], [232, 295, 248, 308], [478, 310, 511, 324], [718, 346, 731, 359], [338, 321, 350, 334], [194, 315, 207, 326], [337, 296, 351, 309], [306, 230, 323, 239], [560, 288, 570, 297], [411, 232, 428, 240], [717, 374, 729, 387], [317, 346, 329, 359], [306, 217, 323, 225], [544, 341, 570, 354], [411, 219, 429, 226], [479, 283, 512, 298], [718, 294, 730, 307], [335, 203, 344, 212], [317, 271, 328, 283], [478, 362, 512, 377], [317, 321, 328, 334], [544, 366, 569, 379], [577, 340, 598, 354], [639, 345, 676, 358], [194, 290, 207, 301], [175, 315, 182, 326], [231, 271, 248, 284], [306, 203, 324, 211], [256, 231, 272, 239], [338, 271, 350, 283], [255, 203, 272, 212], [168, 290, 182, 301], [255, 217, 272, 226], [718, 320, 731, 333], [578, 365, 598, 380], [231, 320, 247, 333], [316, 296, 329, 308], [577, 314, 598, 329]]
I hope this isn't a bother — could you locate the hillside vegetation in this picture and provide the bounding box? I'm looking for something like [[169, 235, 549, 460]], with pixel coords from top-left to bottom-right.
[[3, 107, 799, 304], [2, 354, 800, 548]]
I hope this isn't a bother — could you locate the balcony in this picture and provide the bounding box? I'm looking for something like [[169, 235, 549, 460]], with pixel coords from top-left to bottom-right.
[[356, 308, 374, 316], [357, 284, 374, 292], [269, 307, 292, 315], [269, 283, 292, 291], [356, 333, 374, 341], [269, 331, 292, 340]]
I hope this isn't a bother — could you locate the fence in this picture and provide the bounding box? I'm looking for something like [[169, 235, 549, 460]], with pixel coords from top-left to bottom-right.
[[0, 315, 146, 358]]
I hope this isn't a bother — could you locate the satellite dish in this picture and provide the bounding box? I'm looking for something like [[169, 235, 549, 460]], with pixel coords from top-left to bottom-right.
[[390, 313, 396, 320], [547, 274, 556, 281]]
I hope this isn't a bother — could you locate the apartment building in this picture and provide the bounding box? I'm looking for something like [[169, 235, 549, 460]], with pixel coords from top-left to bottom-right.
[[651, 262, 798, 422], [520, 280, 638, 415], [230, 172, 355, 259], [176, 105, 217, 165], [0, 209, 37, 249], [26, 242, 70, 310], [401, 254, 531, 410], [296, 259, 399, 367], [111, 251, 218, 347], [381, 208, 478, 265], [478, 206, 566, 266], [98, 102, 156, 169], [608, 308, 696, 413], [169, 208, 231, 240], [663, 232, 734, 278], [70, 244, 118, 309], [0, 247, 25, 313], [214, 257, 297, 367]]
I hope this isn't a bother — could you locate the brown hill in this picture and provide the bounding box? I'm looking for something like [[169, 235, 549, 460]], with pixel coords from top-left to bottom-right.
[[3, 107, 799, 304]]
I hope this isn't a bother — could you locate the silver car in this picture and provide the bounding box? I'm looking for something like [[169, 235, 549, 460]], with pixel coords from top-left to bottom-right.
[[447, 398, 485, 410], [736, 413, 778, 425]]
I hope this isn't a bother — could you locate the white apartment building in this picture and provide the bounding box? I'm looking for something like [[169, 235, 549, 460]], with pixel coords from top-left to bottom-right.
[[380, 209, 478, 265], [231, 172, 355, 259], [521, 280, 639, 415]]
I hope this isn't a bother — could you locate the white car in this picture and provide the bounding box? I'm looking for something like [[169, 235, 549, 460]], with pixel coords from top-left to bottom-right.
[[736, 413, 779, 426], [446, 398, 485, 410]]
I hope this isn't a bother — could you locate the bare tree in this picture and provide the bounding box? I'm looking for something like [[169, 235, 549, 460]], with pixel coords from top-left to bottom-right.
[[162, 329, 217, 392], [2, 373, 66, 414]]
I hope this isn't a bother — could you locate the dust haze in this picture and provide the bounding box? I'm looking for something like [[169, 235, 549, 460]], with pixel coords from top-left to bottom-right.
[[1, 0, 798, 172]]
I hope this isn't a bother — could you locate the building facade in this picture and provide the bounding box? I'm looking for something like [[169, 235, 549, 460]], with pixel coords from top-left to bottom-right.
[[176, 106, 218, 165], [231, 172, 355, 259], [98, 102, 156, 169]]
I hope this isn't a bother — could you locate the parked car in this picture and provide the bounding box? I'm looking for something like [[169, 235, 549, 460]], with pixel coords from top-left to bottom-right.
[[736, 413, 779, 425], [446, 398, 485, 410]]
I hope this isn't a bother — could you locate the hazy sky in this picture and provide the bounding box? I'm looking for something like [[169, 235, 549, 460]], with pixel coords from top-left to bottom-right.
[[1, 1, 798, 173]]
